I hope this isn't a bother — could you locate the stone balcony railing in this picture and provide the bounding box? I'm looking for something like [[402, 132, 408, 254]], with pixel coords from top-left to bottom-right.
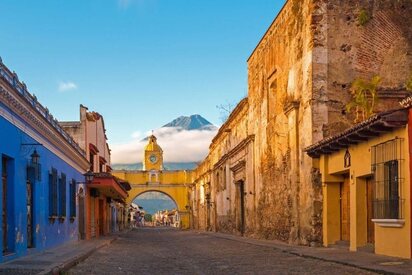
[[0, 56, 85, 157]]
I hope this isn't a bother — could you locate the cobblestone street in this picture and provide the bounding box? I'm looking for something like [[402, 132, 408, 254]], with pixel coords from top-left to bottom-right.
[[68, 228, 375, 275]]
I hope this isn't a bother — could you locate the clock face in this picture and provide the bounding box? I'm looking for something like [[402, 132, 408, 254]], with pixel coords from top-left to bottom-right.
[[149, 154, 157, 164]]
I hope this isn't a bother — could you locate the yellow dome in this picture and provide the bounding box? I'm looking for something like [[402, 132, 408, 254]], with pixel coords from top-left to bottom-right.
[[145, 135, 163, 152]]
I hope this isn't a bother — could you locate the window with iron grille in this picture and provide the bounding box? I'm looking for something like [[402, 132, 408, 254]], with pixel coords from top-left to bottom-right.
[[371, 138, 404, 219], [59, 173, 67, 217], [49, 168, 58, 217], [70, 179, 76, 218]]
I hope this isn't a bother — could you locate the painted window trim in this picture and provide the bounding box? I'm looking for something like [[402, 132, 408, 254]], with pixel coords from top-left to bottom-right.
[[371, 219, 405, 228]]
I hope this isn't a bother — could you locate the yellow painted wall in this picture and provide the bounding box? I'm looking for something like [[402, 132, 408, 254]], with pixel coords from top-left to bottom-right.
[[320, 128, 411, 258]]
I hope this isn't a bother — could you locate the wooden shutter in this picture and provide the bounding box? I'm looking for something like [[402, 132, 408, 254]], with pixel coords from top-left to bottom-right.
[[60, 173, 67, 217], [70, 179, 76, 218], [49, 168, 58, 217]]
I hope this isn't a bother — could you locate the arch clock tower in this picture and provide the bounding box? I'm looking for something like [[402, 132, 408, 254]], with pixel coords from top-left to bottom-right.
[[143, 134, 163, 171]]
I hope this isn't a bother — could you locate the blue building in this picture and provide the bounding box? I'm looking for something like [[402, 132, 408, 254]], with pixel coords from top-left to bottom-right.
[[0, 57, 90, 262]]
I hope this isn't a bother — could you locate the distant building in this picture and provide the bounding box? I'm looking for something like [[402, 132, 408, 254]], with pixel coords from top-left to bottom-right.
[[0, 58, 89, 262], [61, 105, 130, 239]]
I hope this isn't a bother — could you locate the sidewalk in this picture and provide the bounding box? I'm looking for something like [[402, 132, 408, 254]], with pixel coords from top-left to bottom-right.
[[200, 231, 412, 275], [0, 234, 119, 275]]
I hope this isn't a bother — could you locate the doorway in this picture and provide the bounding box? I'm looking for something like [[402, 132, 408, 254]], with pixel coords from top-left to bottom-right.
[[2, 156, 14, 254], [90, 197, 96, 238], [26, 176, 34, 248], [340, 176, 350, 241], [237, 180, 245, 235], [366, 177, 375, 244], [99, 199, 104, 236], [2, 156, 8, 254], [78, 188, 85, 239]]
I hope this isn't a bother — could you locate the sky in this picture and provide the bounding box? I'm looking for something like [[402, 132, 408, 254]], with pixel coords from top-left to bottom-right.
[[0, 0, 285, 164]]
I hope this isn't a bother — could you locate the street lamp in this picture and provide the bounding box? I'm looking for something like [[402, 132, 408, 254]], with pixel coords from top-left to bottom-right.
[[84, 170, 94, 184], [77, 170, 94, 185]]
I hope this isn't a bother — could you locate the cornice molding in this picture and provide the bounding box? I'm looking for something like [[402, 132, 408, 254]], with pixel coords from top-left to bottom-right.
[[0, 60, 86, 156], [0, 86, 89, 172], [211, 98, 248, 147], [213, 134, 255, 170]]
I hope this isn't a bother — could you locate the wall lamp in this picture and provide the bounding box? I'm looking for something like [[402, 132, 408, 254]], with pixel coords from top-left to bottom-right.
[[31, 149, 40, 164], [77, 170, 94, 184], [28, 149, 41, 182]]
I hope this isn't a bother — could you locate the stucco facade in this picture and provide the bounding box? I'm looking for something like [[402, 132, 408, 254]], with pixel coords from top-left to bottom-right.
[[307, 105, 412, 259], [192, 0, 412, 246], [61, 106, 129, 240], [0, 58, 89, 262]]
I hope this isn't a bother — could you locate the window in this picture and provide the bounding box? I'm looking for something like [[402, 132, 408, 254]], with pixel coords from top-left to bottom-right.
[[215, 172, 220, 192], [371, 138, 404, 219], [89, 152, 95, 172], [267, 77, 277, 120], [49, 168, 58, 217], [70, 179, 76, 218], [59, 173, 67, 218]]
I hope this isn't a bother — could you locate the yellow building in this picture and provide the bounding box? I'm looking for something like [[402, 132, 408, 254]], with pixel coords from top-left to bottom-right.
[[306, 105, 412, 259], [113, 135, 193, 229]]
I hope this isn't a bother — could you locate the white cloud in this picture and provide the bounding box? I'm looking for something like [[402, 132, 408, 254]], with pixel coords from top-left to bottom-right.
[[111, 127, 218, 164], [131, 131, 142, 139], [58, 81, 77, 92]]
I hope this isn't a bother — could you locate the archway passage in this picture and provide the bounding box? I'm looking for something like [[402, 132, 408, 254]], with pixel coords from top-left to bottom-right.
[[134, 191, 179, 227], [112, 170, 192, 229]]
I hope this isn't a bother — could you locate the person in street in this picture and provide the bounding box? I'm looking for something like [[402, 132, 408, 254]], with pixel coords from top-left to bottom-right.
[[134, 211, 140, 228]]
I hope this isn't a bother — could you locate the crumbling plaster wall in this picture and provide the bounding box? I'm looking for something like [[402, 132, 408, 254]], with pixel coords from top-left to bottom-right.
[[247, 0, 320, 245], [193, 100, 251, 234], [246, 0, 412, 246]]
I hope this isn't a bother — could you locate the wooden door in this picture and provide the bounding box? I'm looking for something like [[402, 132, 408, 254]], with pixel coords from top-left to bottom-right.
[[366, 178, 375, 244], [340, 177, 350, 241], [237, 181, 245, 235], [79, 194, 85, 240], [90, 197, 96, 238], [99, 200, 104, 235], [2, 157, 7, 254]]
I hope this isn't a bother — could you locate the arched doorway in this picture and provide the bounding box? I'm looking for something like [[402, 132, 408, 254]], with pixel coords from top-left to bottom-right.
[[132, 191, 180, 228]]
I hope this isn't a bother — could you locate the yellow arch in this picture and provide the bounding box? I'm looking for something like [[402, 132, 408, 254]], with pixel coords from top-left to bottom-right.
[[113, 170, 193, 229], [129, 187, 186, 211]]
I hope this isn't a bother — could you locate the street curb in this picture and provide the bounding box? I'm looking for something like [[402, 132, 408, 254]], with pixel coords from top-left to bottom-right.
[[200, 232, 400, 275], [38, 237, 118, 275]]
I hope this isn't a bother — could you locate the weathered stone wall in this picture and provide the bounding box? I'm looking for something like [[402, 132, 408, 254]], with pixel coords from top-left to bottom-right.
[[192, 99, 251, 235], [247, 0, 319, 245], [323, 0, 412, 136]]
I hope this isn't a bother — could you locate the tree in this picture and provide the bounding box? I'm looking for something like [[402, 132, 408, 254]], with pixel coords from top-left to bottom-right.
[[216, 101, 235, 123], [144, 213, 152, 222], [346, 75, 381, 123], [406, 73, 412, 92]]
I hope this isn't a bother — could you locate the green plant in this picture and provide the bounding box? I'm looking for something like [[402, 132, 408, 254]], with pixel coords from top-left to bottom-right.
[[144, 213, 153, 222], [406, 73, 412, 92], [346, 75, 381, 123], [358, 9, 370, 26]]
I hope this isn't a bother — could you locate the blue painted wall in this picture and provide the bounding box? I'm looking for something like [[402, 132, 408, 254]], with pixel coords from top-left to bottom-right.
[[0, 108, 84, 262]]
